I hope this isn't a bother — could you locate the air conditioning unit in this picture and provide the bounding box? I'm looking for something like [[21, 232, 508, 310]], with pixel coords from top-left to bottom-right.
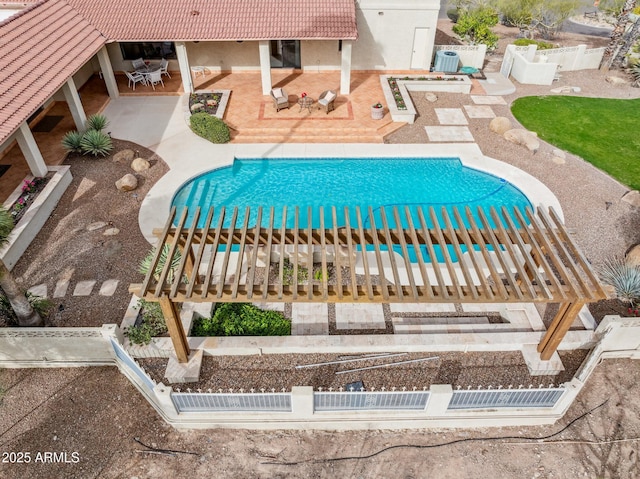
[[434, 51, 460, 73]]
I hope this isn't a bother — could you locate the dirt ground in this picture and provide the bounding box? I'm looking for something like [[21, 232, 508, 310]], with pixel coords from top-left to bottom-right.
[[2, 17, 640, 479], [1, 358, 639, 479]]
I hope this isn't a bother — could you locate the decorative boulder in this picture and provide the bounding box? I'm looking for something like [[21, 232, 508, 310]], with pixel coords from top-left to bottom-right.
[[190, 102, 204, 112], [425, 92, 438, 103], [551, 149, 566, 164], [103, 227, 120, 236], [131, 157, 150, 172], [113, 149, 135, 163], [115, 173, 138, 191], [504, 129, 540, 153], [626, 245, 640, 267], [606, 76, 630, 86], [622, 190, 640, 208], [490, 117, 512, 135]]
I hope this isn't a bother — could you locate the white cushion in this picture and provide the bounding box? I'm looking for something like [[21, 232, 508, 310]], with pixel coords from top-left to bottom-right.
[[273, 88, 283, 98], [325, 91, 336, 102], [318, 98, 329, 106]]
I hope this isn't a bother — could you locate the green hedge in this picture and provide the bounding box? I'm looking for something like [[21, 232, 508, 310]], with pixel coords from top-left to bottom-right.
[[513, 38, 554, 50], [190, 112, 230, 144], [191, 303, 290, 336]]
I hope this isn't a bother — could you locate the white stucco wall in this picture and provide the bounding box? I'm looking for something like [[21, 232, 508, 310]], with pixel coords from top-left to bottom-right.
[[352, 0, 440, 71]]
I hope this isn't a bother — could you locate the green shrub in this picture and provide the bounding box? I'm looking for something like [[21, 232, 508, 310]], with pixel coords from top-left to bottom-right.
[[630, 63, 640, 87], [124, 299, 167, 345], [447, 8, 459, 22], [80, 129, 113, 157], [61, 130, 84, 154], [191, 303, 291, 337], [190, 112, 231, 144], [0, 207, 13, 237], [85, 114, 109, 131], [453, 5, 500, 49], [513, 38, 554, 49]]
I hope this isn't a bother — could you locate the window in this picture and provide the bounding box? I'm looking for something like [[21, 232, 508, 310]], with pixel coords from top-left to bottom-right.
[[120, 42, 177, 60]]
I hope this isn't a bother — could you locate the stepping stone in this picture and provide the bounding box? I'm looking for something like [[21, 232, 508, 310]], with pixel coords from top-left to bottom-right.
[[425, 126, 474, 142], [99, 279, 119, 296], [27, 283, 47, 298], [291, 303, 328, 335], [87, 221, 108, 231], [435, 108, 468, 125], [463, 105, 496, 119], [470, 95, 506, 105], [335, 303, 385, 330], [73, 280, 96, 296], [53, 279, 70, 298]]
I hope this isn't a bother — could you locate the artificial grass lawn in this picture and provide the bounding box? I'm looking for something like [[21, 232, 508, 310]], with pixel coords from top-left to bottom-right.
[[511, 96, 640, 190]]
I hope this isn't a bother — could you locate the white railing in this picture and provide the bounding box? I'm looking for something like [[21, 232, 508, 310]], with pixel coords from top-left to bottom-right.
[[448, 387, 565, 409]]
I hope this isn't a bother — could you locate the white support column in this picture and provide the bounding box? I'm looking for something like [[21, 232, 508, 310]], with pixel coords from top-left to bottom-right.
[[259, 40, 272, 94], [291, 386, 314, 418], [96, 46, 119, 99], [61, 78, 87, 132], [340, 40, 353, 95], [175, 42, 194, 93], [15, 123, 48, 177]]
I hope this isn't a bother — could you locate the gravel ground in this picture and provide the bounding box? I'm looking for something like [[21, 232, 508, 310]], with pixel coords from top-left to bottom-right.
[[140, 349, 588, 391]]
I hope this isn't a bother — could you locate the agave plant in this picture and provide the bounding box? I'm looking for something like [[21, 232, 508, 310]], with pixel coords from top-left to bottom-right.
[[61, 130, 83, 154], [598, 257, 640, 308], [85, 113, 109, 131], [139, 244, 183, 284], [630, 63, 640, 87], [80, 129, 113, 157]]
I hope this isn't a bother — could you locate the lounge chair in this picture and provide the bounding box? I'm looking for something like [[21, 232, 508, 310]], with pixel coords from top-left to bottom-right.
[[270, 88, 289, 112], [125, 71, 147, 90], [318, 90, 337, 114]]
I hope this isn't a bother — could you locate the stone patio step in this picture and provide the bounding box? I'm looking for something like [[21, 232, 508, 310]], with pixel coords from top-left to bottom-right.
[[231, 134, 384, 143], [392, 316, 532, 334]]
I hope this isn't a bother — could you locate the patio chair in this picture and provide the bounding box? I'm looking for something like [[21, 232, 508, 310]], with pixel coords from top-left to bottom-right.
[[318, 90, 337, 114], [160, 58, 171, 78], [131, 58, 147, 72], [270, 88, 289, 112], [125, 71, 147, 90], [147, 70, 164, 90]]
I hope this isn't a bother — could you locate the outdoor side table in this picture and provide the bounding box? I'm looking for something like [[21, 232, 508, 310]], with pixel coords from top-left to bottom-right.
[[297, 96, 314, 113]]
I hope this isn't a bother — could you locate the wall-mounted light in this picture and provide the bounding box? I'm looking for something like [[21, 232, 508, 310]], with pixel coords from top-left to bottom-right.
[[378, 11, 384, 15], [236, 40, 244, 44]]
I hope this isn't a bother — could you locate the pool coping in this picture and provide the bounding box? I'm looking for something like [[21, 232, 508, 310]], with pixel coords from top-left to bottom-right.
[[139, 143, 563, 244]]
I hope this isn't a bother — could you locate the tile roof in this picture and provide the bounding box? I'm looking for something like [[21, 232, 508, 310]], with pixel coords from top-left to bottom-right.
[[66, 0, 358, 41], [0, 0, 106, 144]]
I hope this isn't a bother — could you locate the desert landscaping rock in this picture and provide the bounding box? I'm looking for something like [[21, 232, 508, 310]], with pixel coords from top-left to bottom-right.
[[131, 157, 150, 172], [551, 149, 567, 164], [621, 190, 640, 208], [115, 173, 138, 191], [113, 148, 135, 163], [103, 227, 120, 236], [605, 75, 630, 86], [425, 92, 438, 102], [86, 221, 108, 231], [503, 129, 540, 152], [625, 244, 640, 267], [489, 116, 512, 135]]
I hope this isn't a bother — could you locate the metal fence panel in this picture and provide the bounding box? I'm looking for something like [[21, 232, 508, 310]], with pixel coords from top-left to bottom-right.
[[172, 392, 292, 412], [314, 391, 430, 411], [110, 338, 156, 390], [448, 388, 565, 410]]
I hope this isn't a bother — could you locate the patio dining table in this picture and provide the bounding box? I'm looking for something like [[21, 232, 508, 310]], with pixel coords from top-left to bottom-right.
[[135, 61, 161, 73]]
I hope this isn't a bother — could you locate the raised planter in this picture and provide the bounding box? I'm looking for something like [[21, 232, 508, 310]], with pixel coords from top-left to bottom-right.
[[371, 105, 384, 120], [183, 89, 231, 124], [0, 166, 72, 271], [380, 75, 473, 124]]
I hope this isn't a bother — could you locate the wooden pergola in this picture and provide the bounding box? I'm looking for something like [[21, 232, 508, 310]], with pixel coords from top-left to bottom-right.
[[130, 205, 607, 363]]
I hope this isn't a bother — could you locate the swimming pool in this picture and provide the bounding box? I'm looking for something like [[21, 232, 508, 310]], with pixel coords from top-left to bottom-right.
[[172, 157, 531, 229]]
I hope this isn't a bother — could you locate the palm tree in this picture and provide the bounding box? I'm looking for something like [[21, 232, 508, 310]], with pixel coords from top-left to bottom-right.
[[0, 207, 43, 326], [600, 0, 637, 71]]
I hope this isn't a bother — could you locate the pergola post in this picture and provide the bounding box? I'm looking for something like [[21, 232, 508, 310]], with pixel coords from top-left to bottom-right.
[[159, 295, 190, 363], [538, 302, 584, 360]]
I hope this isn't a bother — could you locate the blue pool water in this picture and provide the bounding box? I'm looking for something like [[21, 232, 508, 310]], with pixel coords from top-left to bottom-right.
[[171, 157, 532, 261]]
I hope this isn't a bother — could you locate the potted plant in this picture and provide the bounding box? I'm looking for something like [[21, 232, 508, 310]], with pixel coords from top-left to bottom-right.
[[371, 102, 384, 120]]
